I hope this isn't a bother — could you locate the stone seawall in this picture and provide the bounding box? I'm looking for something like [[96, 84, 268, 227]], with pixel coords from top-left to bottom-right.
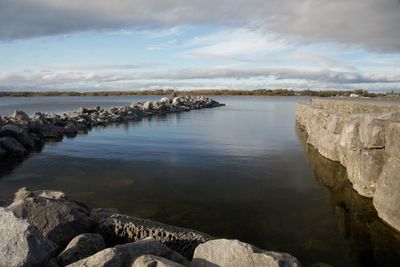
[[296, 98, 400, 232]]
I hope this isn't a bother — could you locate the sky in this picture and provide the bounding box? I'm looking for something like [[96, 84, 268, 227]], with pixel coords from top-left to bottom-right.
[[1, 0, 400, 92]]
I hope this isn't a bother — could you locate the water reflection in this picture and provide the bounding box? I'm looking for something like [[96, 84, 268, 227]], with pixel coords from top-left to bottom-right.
[[297, 126, 400, 267]]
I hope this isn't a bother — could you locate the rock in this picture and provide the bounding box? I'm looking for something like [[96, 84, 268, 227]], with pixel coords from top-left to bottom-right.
[[0, 207, 56, 267], [90, 208, 120, 222], [160, 97, 170, 104], [57, 233, 106, 266], [345, 149, 386, 197], [373, 158, 400, 232], [8, 188, 92, 248], [385, 122, 400, 158], [92, 212, 211, 259], [0, 124, 34, 148], [0, 145, 6, 157], [192, 239, 301, 267], [45, 258, 60, 267], [131, 255, 184, 267], [143, 102, 153, 111], [0, 136, 27, 156], [67, 238, 189, 267], [172, 97, 181, 106], [64, 123, 78, 137], [359, 116, 386, 149], [11, 110, 31, 124]]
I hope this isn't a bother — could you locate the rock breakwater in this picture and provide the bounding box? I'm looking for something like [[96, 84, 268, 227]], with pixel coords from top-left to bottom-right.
[[296, 98, 400, 232], [0, 188, 301, 267], [0, 96, 225, 160]]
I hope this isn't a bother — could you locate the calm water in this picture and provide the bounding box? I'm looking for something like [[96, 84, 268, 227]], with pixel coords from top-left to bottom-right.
[[0, 96, 399, 267]]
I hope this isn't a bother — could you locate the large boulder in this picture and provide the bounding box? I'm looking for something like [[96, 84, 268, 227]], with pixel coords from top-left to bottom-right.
[[345, 149, 386, 197], [66, 238, 189, 267], [131, 255, 184, 267], [0, 124, 34, 148], [91, 210, 211, 259], [359, 116, 386, 149], [0, 207, 56, 267], [373, 158, 400, 232], [192, 239, 301, 267], [0, 137, 27, 156], [142, 102, 153, 111], [7, 188, 92, 248], [57, 233, 105, 266]]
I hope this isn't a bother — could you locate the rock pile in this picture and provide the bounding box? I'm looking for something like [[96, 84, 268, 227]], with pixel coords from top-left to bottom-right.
[[0, 187, 301, 267], [0, 96, 225, 159]]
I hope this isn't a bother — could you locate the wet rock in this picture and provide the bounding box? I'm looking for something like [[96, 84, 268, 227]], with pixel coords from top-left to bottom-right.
[[66, 238, 189, 267], [0, 124, 34, 148], [0, 207, 56, 267], [131, 255, 184, 267], [0, 136, 27, 156], [57, 233, 105, 266], [8, 187, 92, 248], [92, 212, 211, 259], [64, 123, 78, 137], [172, 97, 181, 106], [192, 239, 301, 267]]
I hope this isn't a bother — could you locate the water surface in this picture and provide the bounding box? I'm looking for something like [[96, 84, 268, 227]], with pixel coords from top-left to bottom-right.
[[0, 96, 399, 266]]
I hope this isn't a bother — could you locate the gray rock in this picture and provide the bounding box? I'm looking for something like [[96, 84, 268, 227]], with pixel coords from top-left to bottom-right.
[[66, 238, 189, 267], [0, 136, 27, 156], [8, 188, 92, 248], [131, 255, 184, 267], [192, 239, 301, 267], [11, 110, 31, 124], [373, 158, 400, 232], [0, 124, 34, 148], [0, 207, 56, 267], [143, 102, 153, 111], [172, 97, 181, 106], [385, 122, 400, 158], [92, 212, 211, 259], [57, 233, 106, 266], [160, 97, 170, 104]]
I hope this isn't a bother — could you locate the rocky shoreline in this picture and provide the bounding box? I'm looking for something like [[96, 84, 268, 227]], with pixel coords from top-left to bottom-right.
[[0, 187, 301, 267], [0, 95, 224, 160], [296, 98, 400, 232]]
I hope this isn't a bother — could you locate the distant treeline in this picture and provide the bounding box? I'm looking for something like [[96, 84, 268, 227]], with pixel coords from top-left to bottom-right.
[[0, 89, 391, 98]]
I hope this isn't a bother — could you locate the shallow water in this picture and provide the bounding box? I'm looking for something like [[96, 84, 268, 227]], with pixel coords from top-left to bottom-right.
[[0, 96, 399, 266]]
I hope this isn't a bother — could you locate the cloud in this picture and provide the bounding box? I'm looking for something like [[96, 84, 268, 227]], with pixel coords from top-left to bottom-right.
[[1, 67, 400, 92], [0, 0, 399, 52], [42, 64, 139, 70]]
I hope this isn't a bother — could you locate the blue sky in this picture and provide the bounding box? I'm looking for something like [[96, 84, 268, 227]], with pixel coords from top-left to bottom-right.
[[1, 0, 400, 92]]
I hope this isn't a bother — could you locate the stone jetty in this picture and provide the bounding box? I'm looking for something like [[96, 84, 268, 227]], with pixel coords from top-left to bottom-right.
[[296, 98, 400, 232], [0, 96, 224, 160], [0, 187, 302, 267]]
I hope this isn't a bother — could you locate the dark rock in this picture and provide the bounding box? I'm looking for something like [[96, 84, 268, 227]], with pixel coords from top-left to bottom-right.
[[57, 233, 106, 266], [63, 123, 78, 137], [8, 187, 92, 248], [0, 136, 27, 156], [0, 207, 56, 267], [0, 124, 34, 148]]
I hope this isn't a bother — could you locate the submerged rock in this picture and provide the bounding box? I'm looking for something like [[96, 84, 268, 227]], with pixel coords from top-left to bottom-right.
[[0, 207, 56, 267], [192, 239, 301, 267]]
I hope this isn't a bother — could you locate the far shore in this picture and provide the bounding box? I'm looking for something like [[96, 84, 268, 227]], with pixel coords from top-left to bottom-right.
[[0, 89, 396, 98]]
